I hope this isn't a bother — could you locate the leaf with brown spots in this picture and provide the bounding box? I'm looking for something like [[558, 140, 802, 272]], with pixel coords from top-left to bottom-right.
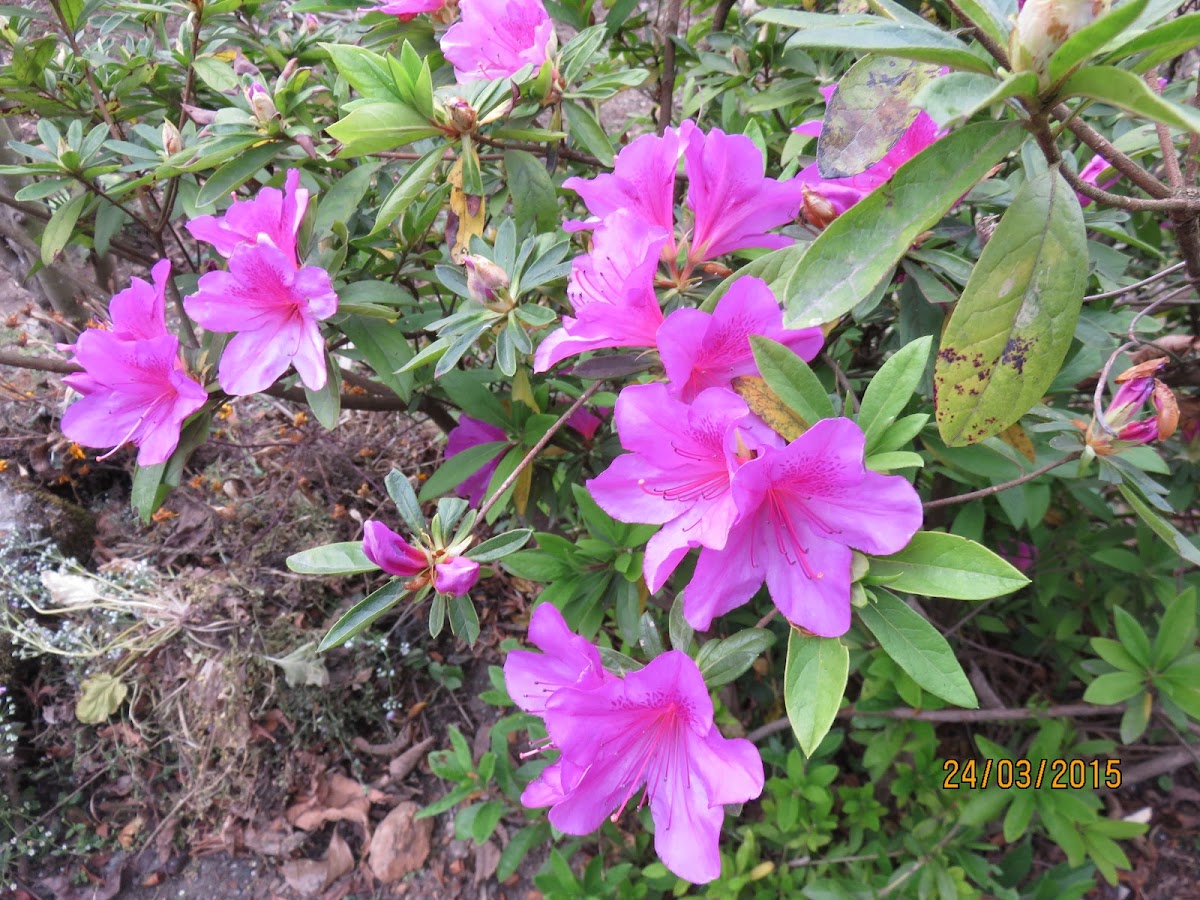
[[935, 166, 1086, 446]]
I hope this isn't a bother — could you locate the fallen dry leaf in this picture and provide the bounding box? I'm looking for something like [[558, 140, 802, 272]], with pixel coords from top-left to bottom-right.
[[367, 801, 432, 884], [281, 830, 355, 897], [286, 772, 388, 840], [117, 815, 144, 850], [389, 737, 436, 782]]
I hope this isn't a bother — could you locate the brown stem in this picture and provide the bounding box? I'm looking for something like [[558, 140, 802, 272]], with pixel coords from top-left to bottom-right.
[[0, 192, 158, 266], [1059, 165, 1200, 212], [1052, 104, 1172, 199], [712, 0, 736, 31], [943, 0, 1011, 68], [746, 702, 1124, 743], [477, 381, 603, 521], [0, 350, 81, 375], [922, 454, 1078, 510], [656, 0, 682, 135], [473, 133, 602, 168]]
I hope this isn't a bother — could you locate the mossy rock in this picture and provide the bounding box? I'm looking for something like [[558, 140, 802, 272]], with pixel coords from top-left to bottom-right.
[[0, 480, 95, 564]]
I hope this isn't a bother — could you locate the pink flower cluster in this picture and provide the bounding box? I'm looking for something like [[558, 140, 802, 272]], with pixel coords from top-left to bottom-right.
[[61, 169, 339, 466], [535, 121, 808, 372], [61, 261, 208, 466], [186, 169, 338, 396], [505, 604, 764, 884], [361, 0, 554, 84]]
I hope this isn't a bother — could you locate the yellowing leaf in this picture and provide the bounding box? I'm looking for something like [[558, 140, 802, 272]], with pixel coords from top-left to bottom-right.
[[76, 673, 128, 725], [732, 375, 809, 440], [513, 463, 533, 517], [448, 156, 485, 263], [999, 423, 1036, 462]]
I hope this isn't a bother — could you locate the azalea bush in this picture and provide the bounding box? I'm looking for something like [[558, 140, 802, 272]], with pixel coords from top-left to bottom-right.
[[2, 0, 1200, 893]]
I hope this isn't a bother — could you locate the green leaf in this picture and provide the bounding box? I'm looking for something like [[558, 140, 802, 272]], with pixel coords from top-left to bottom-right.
[[1118, 483, 1200, 566], [320, 579, 410, 650], [782, 22, 995, 75], [1090, 637, 1142, 673], [313, 161, 381, 235], [913, 71, 1037, 128], [1113, 606, 1153, 668], [504, 150, 559, 233], [935, 166, 1086, 446], [195, 142, 280, 208], [947, 0, 1011, 46], [1045, 0, 1150, 88], [778, 122, 1025, 329], [563, 102, 615, 166], [867, 532, 1030, 599], [497, 824, 550, 883], [704, 243, 808, 311], [385, 469, 425, 534], [694, 628, 776, 687], [191, 55, 240, 94], [467, 529, 533, 562], [338, 316, 414, 399], [749, 335, 835, 423], [448, 593, 481, 646], [325, 102, 442, 156], [669, 593, 694, 653], [321, 43, 404, 101], [41, 192, 86, 265], [784, 632, 849, 757], [1107, 13, 1200, 70], [131, 461, 169, 525], [372, 145, 445, 234], [75, 673, 127, 725], [1059, 66, 1200, 134], [418, 441, 508, 501], [287, 541, 379, 575], [859, 589, 978, 707], [858, 336, 932, 452], [1153, 590, 1197, 667], [1083, 671, 1145, 704], [303, 358, 341, 430], [819, 56, 942, 178]]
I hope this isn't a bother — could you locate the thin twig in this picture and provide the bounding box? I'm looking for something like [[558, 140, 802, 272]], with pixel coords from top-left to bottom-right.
[[1084, 262, 1187, 301], [656, 0, 682, 134], [477, 380, 603, 521], [922, 454, 1078, 510]]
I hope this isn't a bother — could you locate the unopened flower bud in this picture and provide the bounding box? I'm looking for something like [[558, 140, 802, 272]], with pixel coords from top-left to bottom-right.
[[161, 119, 183, 155], [445, 97, 477, 134], [181, 103, 217, 126], [464, 255, 512, 311], [245, 83, 278, 123], [801, 185, 838, 230], [1011, 0, 1111, 85], [304, 13, 319, 34]]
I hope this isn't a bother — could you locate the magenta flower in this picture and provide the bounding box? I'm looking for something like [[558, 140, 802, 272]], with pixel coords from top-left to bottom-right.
[[656, 276, 823, 402], [1074, 154, 1120, 207], [361, 0, 444, 19], [534, 210, 670, 372], [794, 101, 940, 220], [186, 169, 309, 263], [1086, 357, 1179, 452], [587, 383, 780, 593], [1000, 541, 1038, 575], [564, 405, 603, 441], [503, 603, 614, 714], [445, 415, 510, 506], [524, 650, 764, 884], [62, 330, 208, 466], [684, 127, 805, 262], [563, 122, 698, 254], [440, 0, 555, 83], [106, 258, 171, 342], [362, 520, 480, 597], [683, 418, 923, 636], [184, 239, 338, 395]]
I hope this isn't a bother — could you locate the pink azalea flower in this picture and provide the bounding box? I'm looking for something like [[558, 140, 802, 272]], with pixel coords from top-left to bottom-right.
[[534, 210, 670, 372], [361, 0, 444, 19], [683, 418, 923, 636], [1074, 154, 1120, 207], [106, 258, 171, 342], [684, 127, 805, 262], [1086, 357, 1179, 452], [794, 97, 941, 219], [656, 276, 823, 402], [362, 520, 480, 597], [587, 383, 780, 592], [62, 330, 208, 466], [445, 415, 510, 506], [562, 122, 699, 254], [1000, 541, 1038, 575], [503, 603, 614, 714], [186, 169, 310, 263], [184, 239, 338, 395], [564, 405, 603, 440], [524, 650, 764, 884], [440, 0, 555, 83]]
